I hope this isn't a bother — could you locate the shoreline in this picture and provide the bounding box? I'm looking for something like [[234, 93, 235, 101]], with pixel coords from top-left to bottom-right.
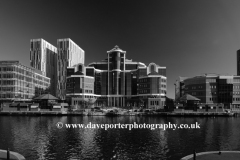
[[0, 111, 236, 117]]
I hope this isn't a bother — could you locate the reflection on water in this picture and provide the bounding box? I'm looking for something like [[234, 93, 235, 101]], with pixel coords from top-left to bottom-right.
[[0, 116, 240, 160]]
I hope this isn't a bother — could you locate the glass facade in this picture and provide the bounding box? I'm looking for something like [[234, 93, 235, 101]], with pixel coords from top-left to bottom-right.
[[94, 72, 102, 95], [66, 76, 94, 94], [150, 78, 159, 94], [158, 68, 166, 77], [0, 61, 50, 102], [86, 68, 95, 77], [125, 64, 138, 70], [126, 72, 132, 95], [101, 72, 108, 95], [67, 68, 75, 77], [138, 68, 147, 78], [217, 79, 233, 104]]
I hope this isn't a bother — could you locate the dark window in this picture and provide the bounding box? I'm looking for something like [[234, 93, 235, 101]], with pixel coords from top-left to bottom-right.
[[126, 64, 137, 70], [151, 65, 155, 73], [86, 68, 94, 77]]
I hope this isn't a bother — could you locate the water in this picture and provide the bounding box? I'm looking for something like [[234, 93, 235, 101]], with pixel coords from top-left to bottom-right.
[[0, 116, 240, 160]]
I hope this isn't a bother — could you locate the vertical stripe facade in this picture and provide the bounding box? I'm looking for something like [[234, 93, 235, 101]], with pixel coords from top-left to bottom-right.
[[30, 39, 58, 96], [57, 38, 85, 100]]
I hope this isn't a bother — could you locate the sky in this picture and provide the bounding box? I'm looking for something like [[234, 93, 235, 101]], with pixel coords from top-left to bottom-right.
[[1, 0, 240, 98]]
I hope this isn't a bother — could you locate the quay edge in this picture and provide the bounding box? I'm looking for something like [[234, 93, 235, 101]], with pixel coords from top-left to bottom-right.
[[0, 111, 236, 117]]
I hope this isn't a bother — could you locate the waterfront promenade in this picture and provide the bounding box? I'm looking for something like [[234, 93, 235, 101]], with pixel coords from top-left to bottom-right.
[[0, 149, 25, 160], [0, 103, 237, 116], [0, 110, 236, 117]]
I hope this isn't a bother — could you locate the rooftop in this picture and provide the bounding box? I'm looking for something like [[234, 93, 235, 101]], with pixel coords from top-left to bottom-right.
[[107, 45, 126, 54]]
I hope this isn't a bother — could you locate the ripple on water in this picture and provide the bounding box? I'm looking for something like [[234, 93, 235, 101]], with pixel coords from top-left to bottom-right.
[[1, 116, 240, 160]]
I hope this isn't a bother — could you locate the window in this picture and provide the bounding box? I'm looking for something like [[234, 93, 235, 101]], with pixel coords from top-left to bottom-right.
[[150, 65, 155, 73]]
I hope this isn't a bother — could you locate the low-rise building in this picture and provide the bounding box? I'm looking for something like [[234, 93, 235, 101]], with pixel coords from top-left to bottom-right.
[[0, 61, 50, 103], [66, 64, 96, 109], [175, 73, 240, 110]]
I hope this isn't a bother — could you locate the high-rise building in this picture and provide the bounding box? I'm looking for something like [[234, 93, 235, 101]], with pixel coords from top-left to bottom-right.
[[0, 61, 50, 103], [57, 38, 85, 100], [66, 46, 167, 109], [30, 39, 58, 96], [237, 49, 240, 75]]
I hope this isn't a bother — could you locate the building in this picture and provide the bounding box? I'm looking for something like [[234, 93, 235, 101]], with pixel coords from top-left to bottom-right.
[[137, 64, 167, 109], [66, 46, 167, 109], [0, 61, 50, 103], [176, 74, 240, 110], [66, 64, 96, 107], [237, 49, 240, 75], [165, 96, 175, 111], [30, 38, 85, 100], [175, 76, 189, 101], [57, 38, 85, 100], [30, 39, 58, 96]]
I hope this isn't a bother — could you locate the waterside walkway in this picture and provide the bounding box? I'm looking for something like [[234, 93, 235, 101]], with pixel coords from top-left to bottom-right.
[[0, 149, 25, 160], [0, 111, 236, 116], [181, 151, 240, 160]]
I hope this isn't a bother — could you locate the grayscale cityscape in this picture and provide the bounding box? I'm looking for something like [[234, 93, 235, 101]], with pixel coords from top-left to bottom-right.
[[0, 0, 240, 160]]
